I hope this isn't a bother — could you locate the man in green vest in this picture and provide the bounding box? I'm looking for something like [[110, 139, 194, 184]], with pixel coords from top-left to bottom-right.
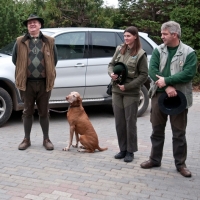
[[12, 14, 58, 150], [140, 21, 197, 177]]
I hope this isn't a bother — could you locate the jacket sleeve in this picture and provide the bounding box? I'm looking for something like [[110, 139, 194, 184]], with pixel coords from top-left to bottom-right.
[[125, 54, 148, 90], [148, 48, 163, 81], [12, 42, 17, 65]]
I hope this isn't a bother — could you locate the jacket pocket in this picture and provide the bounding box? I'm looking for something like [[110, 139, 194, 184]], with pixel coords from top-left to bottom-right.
[[127, 59, 137, 78]]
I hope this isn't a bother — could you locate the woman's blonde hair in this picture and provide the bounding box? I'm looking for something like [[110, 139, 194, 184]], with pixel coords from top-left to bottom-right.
[[120, 26, 141, 56]]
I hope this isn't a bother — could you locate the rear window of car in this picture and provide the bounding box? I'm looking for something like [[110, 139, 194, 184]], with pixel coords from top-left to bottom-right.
[[139, 37, 154, 55], [90, 32, 123, 58]]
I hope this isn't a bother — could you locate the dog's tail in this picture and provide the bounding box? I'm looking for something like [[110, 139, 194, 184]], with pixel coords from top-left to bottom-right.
[[97, 146, 108, 151]]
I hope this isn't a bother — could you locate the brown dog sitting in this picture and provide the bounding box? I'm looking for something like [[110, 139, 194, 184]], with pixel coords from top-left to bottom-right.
[[63, 91, 108, 153]]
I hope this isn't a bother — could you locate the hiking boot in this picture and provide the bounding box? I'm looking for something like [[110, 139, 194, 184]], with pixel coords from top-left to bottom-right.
[[43, 139, 54, 150], [177, 167, 192, 177], [140, 160, 161, 169], [124, 152, 134, 162], [114, 151, 126, 159], [18, 138, 31, 150]]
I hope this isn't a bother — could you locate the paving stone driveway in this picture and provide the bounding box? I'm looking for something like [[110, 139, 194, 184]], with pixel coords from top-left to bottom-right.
[[0, 93, 200, 200]]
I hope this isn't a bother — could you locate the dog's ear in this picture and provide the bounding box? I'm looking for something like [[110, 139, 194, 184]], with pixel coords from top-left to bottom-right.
[[77, 96, 82, 105], [74, 96, 82, 106], [71, 95, 82, 107]]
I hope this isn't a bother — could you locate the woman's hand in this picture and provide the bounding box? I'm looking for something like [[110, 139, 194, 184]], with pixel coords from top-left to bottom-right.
[[111, 73, 118, 81]]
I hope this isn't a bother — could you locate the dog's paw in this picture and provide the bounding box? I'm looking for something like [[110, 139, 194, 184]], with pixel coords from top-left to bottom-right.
[[77, 149, 84, 152], [62, 147, 70, 151], [72, 144, 78, 148]]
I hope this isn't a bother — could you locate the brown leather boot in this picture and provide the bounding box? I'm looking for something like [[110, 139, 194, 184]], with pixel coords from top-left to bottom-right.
[[43, 139, 54, 150], [177, 167, 192, 177], [140, 160, 161, 169], [18, 138, 31, 150]]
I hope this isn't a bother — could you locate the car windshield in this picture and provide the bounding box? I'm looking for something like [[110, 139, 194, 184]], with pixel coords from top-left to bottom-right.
[[41, 31, 55, 36], [0, 41, 15, 56]]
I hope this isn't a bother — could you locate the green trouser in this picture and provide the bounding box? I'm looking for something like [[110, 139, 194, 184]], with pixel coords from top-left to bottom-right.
[[19, 79, 51, 139], [112, 93, 139, 153], [150, 93, 188, 169]]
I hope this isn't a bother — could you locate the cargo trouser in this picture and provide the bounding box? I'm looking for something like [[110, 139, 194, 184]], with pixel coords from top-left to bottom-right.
[[112, 93, 139, 153], [19, 79, 51, 139], [150, 92, 188, 169]]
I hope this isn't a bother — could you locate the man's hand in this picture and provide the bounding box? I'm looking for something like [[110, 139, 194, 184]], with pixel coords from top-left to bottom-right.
[[155, 75, 166, 88], [118, 84, 125, 91], [165, 86, 177, 97]]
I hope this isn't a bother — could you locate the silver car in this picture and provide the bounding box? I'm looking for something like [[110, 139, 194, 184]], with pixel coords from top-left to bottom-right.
[[0, 27, 157, 127]]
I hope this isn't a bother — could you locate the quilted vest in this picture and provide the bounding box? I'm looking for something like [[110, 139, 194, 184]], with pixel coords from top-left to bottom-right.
[[15, 33, 56, 92]]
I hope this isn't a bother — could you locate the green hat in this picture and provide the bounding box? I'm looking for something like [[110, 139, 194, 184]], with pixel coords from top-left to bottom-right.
[[113, 62, 128, 85]]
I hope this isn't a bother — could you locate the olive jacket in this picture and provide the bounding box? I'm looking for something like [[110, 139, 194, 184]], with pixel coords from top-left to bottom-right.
[[108, 45, 148, 99]]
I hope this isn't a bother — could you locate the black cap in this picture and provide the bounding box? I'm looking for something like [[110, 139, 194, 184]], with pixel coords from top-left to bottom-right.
[[158, 90, 187, 115]]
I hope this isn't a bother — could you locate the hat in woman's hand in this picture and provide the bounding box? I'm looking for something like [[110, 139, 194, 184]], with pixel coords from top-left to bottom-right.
[[113, 62, 128, 85]]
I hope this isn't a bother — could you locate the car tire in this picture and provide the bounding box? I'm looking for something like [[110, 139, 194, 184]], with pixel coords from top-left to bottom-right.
[[0, 87, 13, 127], [137, 85, 149, 117]]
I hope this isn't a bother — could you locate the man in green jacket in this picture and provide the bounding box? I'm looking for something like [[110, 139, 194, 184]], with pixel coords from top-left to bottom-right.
[[12, 14, 58, 150], [140, 21, 197, 177]]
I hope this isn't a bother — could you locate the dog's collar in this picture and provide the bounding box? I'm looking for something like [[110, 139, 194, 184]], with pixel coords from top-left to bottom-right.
[[69, 105, 80, 108]]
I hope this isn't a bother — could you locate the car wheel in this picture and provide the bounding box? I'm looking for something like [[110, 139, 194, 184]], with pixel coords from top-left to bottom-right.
[[0, 88, 13, 127], [137, 85, 149, 117]]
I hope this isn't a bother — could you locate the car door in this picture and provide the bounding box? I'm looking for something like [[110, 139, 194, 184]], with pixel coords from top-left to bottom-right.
[[50, 31, 88, 101], [84, 31, 123, 99]]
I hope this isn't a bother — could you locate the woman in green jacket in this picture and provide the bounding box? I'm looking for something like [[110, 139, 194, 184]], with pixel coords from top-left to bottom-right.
[[108, 26, 148, 162]]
